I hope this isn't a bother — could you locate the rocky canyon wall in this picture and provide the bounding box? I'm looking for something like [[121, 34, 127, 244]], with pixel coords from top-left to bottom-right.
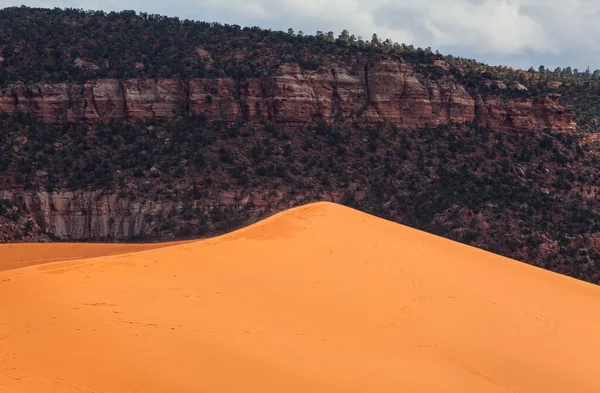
[[0, 56, 578, 241], [0, 58, 575, 133], [0, 189, 310, 241], [0, 190, 173, 240]]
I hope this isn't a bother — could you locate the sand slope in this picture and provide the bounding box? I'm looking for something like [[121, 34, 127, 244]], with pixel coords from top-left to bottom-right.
[[1, 202, 600, 392], [0, 241, 191, 272]]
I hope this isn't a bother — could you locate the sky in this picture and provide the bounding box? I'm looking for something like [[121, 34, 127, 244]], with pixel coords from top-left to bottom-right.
[[1, 0, 599, 71]]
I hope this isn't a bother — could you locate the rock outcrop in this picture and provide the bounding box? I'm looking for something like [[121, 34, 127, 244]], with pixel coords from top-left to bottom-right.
[[0, 57, 575, 133], [0, 189, 313, 240], [0, 190, 176, 240], [475, 93, 575, 134]]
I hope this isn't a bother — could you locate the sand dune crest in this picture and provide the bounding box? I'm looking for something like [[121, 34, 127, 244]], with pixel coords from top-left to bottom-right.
[[1, 202, 600, 392]]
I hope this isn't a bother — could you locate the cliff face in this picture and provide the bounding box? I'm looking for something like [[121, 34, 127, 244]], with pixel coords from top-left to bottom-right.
[[0, 189, 309, 241], [0, 58, 575, 133], [0, 190, 169, 240], [0, 56, 577, 243]]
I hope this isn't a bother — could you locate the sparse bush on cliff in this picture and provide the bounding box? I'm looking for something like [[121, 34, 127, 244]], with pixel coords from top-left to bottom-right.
[[0, 199, 21, 221], [0, 198, 50, 242]]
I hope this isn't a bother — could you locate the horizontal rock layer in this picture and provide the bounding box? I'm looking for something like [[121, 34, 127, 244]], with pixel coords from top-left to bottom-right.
[[0, 58, 575, 133]]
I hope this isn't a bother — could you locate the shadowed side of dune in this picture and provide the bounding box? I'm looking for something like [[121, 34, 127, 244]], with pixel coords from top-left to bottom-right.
[[0, 241, 192, 272], [1, 202, 600, 393]]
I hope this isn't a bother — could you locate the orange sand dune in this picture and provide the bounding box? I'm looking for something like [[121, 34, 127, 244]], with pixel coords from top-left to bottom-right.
[[1, 202, 600, 392], [0, 241, 190, 272]]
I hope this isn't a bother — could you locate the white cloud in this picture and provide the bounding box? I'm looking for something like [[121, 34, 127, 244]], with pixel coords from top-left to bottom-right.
[[2, 0, 600, 69], [416, 0, 553, 55], [197, 0, 415, 44]]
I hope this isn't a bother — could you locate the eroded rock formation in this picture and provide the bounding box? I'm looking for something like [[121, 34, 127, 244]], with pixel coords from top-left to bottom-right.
[[0, 57, 575, 133]]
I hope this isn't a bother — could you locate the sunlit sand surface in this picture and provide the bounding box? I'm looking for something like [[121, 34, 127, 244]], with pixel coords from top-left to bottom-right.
[[1, 202, 600, 392]]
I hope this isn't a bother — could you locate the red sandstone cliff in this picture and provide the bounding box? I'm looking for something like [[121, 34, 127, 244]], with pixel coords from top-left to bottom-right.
[[0, 57, 575, 133]]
